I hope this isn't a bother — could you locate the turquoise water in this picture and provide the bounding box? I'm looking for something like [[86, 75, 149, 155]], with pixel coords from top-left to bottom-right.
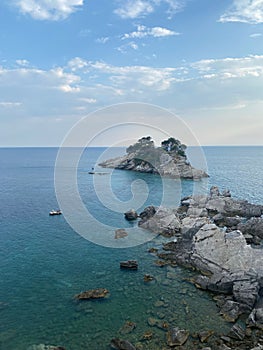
[[0, 146, 262, 349]]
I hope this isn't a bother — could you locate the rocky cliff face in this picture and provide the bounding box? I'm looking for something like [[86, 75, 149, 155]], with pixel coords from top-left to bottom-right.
[[99, 136, 208, 179]]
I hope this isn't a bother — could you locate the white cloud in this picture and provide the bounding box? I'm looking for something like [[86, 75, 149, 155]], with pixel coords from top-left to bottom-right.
[[219, 0, 263, 24], [122, 25, 180, 39], [16, 59, 29, 67], [0, 101, 22, 107], [114, 0, 154, 19], [191, 55, 263, 79], [1, 54, 263, 145], [71, 59, 177, 91], [79, 97, 97, 103], [155, 0, 185, 19], [250, 33, 262, 38], [14, 0, 84, 21], [68, 57, 88, 72], [117, 41, 139, 53], [114, 0, 184, 19], [96, 37, 110, 44], [59, 84, 80, 93]]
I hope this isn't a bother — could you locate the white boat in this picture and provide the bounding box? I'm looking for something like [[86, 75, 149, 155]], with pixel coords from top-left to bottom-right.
[[49, 210, 62, 216]]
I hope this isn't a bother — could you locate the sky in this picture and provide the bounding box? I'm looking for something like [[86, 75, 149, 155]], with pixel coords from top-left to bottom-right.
[[0, 0, 263, 146]]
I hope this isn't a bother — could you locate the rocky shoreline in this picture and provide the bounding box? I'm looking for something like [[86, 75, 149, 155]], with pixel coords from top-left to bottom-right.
[[128, 186, 263, 349], [99, 136, 208, 179]]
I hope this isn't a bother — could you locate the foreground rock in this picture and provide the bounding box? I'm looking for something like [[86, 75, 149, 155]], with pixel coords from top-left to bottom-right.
[[141, 187, 263, 336], [139, 206, 180, 237], [166, 327, 189, 346], [99, 136, 208, 179], [124, 209, 138, 221], [172, 221, 263, 319], [74, 288, 109, 300], [110, 338, 136, 350]]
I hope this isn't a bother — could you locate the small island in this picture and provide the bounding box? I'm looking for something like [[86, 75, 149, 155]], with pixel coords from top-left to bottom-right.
[[99, 136, 208, 179]]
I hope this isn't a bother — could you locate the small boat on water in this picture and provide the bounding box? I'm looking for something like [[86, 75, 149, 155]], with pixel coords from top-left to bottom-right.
[[120, 260, 138, 270], [49, 210, 62, 216]]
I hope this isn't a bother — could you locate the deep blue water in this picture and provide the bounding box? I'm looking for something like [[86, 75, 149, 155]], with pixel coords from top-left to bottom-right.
[[0, 146, 262, 350]]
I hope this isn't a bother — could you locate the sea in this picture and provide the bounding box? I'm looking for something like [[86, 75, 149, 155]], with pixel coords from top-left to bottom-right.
[[0, 146, 262, 350]]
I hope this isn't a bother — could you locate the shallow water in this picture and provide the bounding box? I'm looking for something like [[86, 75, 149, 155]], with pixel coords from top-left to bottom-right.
[[0, 146, 262, 349]]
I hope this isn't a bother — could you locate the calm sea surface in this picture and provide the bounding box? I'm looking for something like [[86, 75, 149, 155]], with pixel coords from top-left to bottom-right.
[[0, 146, 262, 349]]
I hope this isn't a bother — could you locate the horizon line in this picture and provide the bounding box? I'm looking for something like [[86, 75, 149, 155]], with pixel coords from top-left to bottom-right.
[[0, 144, 263, 148]]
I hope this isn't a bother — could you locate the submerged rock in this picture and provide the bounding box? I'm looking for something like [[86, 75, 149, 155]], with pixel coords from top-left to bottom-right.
[[119, 321, 136, 334], [198, 330, 214, 343], [141, 330, 153, 341], [166, 327, 189, 346], [110, 338, 136, 350], [115, 229, 128, 239], [74, 288, 109, 300]]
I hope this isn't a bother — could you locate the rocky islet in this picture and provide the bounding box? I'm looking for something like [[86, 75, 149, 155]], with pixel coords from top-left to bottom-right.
[[99, 136, 208, 180]]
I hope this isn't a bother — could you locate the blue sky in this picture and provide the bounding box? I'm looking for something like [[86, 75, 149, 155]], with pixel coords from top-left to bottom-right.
[[0, 0, 263, 146]]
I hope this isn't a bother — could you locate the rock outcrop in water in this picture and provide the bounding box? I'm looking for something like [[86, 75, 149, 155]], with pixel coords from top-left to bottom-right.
[[99, 136, 208, 179], [140, 187, 263, 341], [74, 288, 109, 300]]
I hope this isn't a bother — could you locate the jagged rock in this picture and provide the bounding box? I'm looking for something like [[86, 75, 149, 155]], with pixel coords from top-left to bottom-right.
[[115, 229, 128, 239], [124, 209, 138, 221], [139, 207, 180, 237], [198, 330, 214, 342], [233, 279, 259, 311], [139, 206, 156, 221], [222, 189, 231, 197], [228, 323, 245, 340], [166, 327, 189, 346], [247, 297, 263, 329], [238, 217, 263, 240], [250, 345, 263, 350], [181, 216, 210, 240], [213, 214, 243, 228], [218, 345, 232, 350], [187, 207, 208, 217], [110, 338, 136, 350], [192, 224, 263, 278], [210, 186, 220, 197], [219, 299, 241, 322], [185, 192, 263, 219], [74, 288, 109, 300]]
